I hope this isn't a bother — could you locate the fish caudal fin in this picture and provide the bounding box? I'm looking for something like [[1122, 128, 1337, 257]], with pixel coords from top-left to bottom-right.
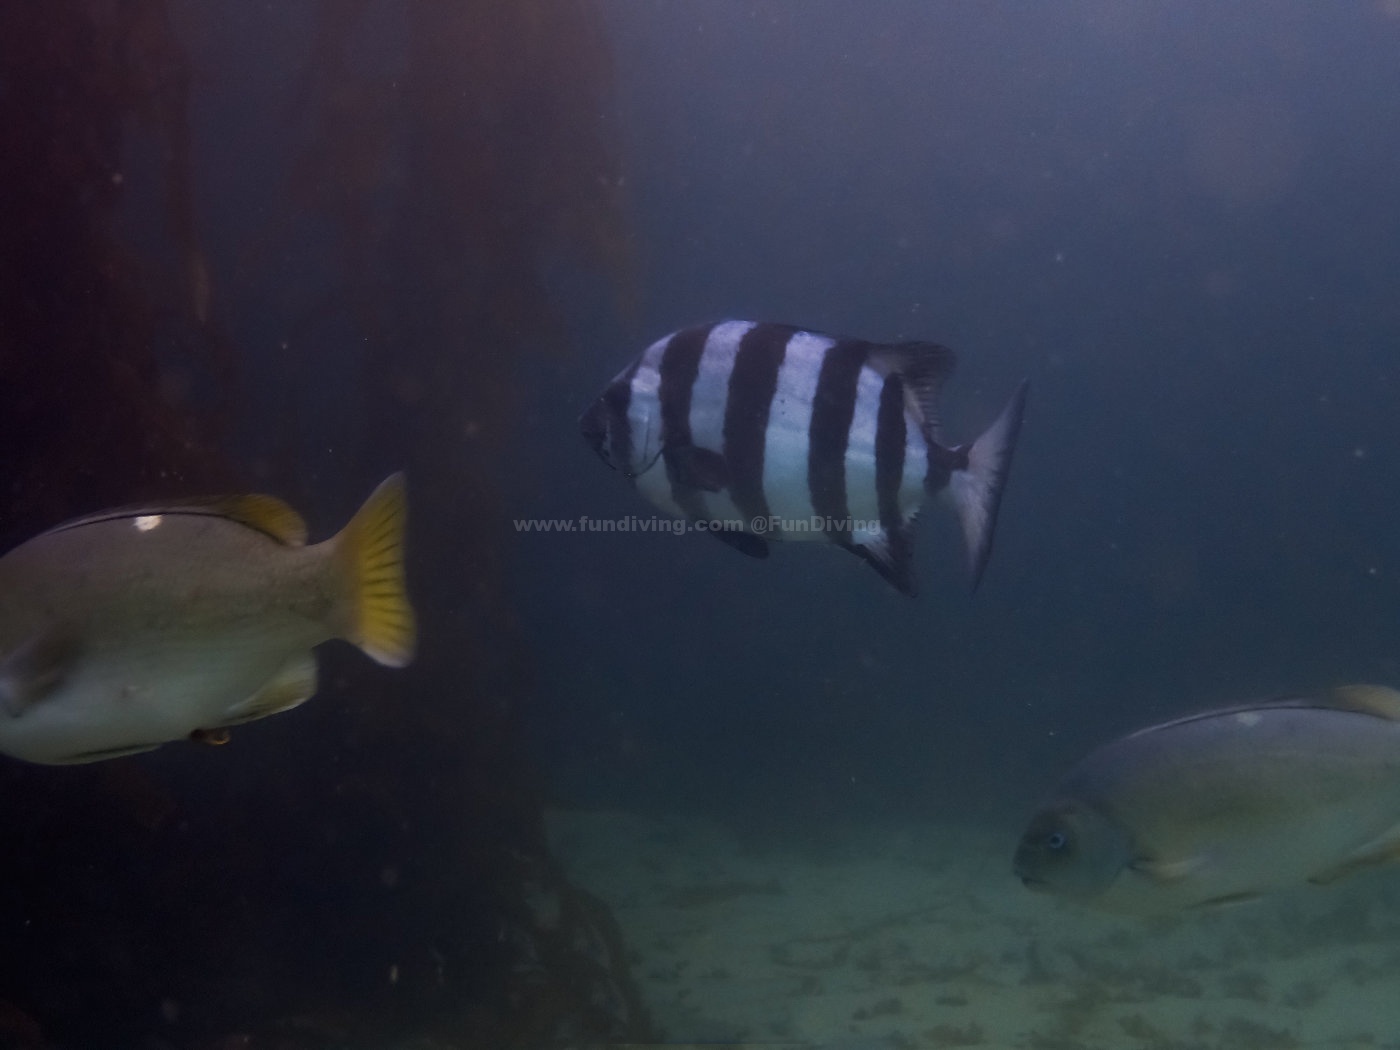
[[948, 380, 1028, 589], [333, 473, 417, 667]]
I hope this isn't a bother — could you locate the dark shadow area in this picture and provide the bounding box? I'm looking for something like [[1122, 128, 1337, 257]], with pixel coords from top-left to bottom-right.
[[0, 2, 645, 1048]]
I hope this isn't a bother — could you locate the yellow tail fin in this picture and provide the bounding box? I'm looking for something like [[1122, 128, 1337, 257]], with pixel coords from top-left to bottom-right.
[[334, 473, 417, 667]]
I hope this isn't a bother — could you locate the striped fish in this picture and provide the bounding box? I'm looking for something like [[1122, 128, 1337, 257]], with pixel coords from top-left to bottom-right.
[[580, 320, 1027, 595]]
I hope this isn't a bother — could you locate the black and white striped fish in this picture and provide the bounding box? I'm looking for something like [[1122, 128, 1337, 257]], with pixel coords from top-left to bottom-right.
[[579, 320, 1027, 595]]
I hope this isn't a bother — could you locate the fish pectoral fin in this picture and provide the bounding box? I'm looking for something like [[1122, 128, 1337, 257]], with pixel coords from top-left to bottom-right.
[[705, 526, 769, 559], [1309, 828, 1400, 885], [1195, 891, 1263, 909], [664, 444, 729, 493], [1128, 855, 1203, 883], [219, 655, 319, 726], [0, 623, 82, 717]]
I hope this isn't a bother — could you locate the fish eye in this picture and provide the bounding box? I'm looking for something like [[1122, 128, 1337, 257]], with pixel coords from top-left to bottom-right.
[[1046, 831, 1068, 851]]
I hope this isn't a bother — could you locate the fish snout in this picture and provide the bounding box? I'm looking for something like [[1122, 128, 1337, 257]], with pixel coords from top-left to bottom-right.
[[1011, 838, 1047, 883]]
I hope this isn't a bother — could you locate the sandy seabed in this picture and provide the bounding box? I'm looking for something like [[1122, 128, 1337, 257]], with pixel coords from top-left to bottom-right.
[[546, 808, 1400, 1050]]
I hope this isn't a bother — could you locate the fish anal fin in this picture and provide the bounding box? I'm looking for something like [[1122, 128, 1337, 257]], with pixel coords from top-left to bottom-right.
[[707, 526, 768, 559], [1309, 826, 1400, 885], [0, 623, 82, 717], [332, 473, 417, 668], [1324, 684, 1400, 721], [665, 445, 729, 493], [849, 530, 916, 597], [220, 654, 319, 726], [60, 741, 162, 764]]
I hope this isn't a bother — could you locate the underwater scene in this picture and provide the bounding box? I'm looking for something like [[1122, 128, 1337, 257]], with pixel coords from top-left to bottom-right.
[[6, 1, 1400, 1048]]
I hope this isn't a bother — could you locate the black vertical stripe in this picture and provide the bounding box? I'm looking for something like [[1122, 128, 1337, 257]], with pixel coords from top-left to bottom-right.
[[658, 324, 714, 516], [608, 357, 642, 479], [807, 340, 868, 543], [722, 324, 792, 526], [874, 374, 908, 535]]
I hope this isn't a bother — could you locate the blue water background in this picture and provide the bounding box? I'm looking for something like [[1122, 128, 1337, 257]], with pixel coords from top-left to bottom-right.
[[518, 0, 1400, 835]]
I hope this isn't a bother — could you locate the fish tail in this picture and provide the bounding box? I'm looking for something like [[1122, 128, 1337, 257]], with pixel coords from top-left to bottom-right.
[[332, 473, 417, 667], [947, 380, 1028, 589]]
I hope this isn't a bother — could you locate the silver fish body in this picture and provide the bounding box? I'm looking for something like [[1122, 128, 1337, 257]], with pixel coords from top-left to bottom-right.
[[1013, 686, 1400, 912], [581, 320, 1027, 595]]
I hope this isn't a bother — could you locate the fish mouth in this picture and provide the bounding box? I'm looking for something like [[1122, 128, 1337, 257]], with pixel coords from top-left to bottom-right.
[[1018, 874, 1049, 891]]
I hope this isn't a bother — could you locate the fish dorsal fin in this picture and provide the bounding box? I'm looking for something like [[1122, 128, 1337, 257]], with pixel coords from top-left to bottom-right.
[[1121, 688, 1400, 739], [1322, 683, 1400, 721], [867, 342, 956, 440], [208, 494, 309, 545], [44, 493, 309, 547], [186, 494, 309, 545]]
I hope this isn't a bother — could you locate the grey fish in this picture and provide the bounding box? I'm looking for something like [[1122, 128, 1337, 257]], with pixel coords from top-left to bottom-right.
[[1014, 684, 1400, 912], [580, 320, 1027, 595], [0, 474, 416, 765]]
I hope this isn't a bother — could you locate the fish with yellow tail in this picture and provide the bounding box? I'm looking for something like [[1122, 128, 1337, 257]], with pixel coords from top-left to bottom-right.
[[0, 473, 416, 764], [1014, 684, 1400, 913]]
